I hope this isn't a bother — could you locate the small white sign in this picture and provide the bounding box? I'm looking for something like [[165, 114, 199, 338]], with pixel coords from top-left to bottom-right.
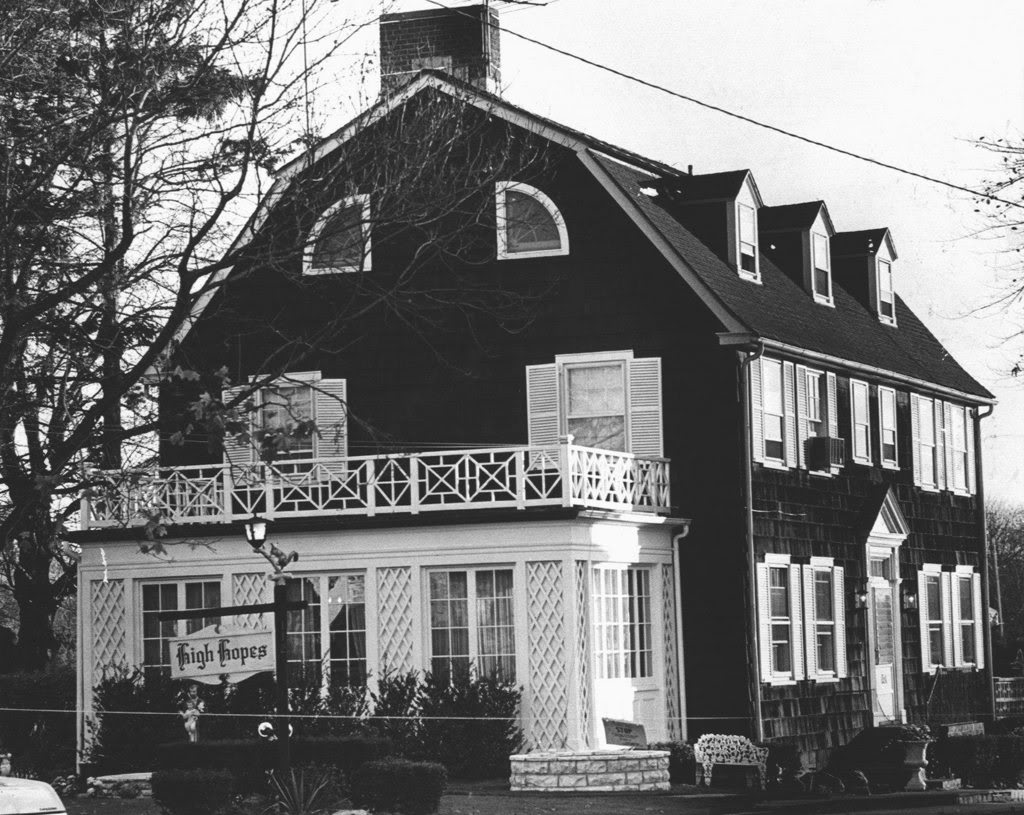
[[170, 626, 273, 684]]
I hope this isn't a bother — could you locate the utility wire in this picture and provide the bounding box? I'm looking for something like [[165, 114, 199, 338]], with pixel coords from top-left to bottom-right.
[[423, 0, 1023, 211]]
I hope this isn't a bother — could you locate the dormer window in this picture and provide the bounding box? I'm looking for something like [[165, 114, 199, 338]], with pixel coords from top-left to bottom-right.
[[305, 195, 371, 275], [738, 202, 758, 278], [878, 259, 895, 324], [812, 232, 832, 304], [496, 181, 569, 259]]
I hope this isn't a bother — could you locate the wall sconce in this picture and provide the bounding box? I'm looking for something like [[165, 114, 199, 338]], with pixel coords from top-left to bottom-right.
[[852, 578, 869, 610], [902, 580, 919, 611]]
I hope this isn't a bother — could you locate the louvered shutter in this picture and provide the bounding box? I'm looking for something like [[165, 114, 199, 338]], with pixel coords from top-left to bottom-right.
[[757, 563, 772, 681], [526, 364, 559, 447], [910, 394, 922, 486], [966, 408, 977, 495], [973, 572, 985, 668], [944, 402, 957, 491], [315, 379, 347, 477], [789, 564, 805, 680], [802, 565, 817, 678], [950, 574, 963, 667], [222, 385, 254, 468], [783, 362, 798, 468], [918, 570, 932, 672], [750, 358, 765, 463], [796, 366, 809, 469], [934, 399, 947, 490], [833, 566, 847, 678], [628, 357, 663, 457], [941, 572, 954, 667]]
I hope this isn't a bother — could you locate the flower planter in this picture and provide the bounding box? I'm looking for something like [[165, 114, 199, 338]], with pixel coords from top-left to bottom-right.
[[902, 739, 930, 791]]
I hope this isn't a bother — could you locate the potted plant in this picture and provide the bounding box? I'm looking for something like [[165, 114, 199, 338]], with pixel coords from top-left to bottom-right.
[[890, 724, 932, 791]]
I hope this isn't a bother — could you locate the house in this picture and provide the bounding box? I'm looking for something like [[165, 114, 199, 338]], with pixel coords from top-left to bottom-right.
[[72, 5, 995, 766]]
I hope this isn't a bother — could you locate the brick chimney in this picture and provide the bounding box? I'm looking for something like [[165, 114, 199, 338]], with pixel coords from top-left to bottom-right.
[[379, 5, 500, 95]]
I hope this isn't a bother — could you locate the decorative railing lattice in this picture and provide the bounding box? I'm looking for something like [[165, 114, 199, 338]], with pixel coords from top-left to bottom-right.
[[81, 439, 671, 528]]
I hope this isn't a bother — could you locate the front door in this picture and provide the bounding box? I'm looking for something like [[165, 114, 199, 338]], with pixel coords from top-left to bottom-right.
[[868, 552, 900, 724]]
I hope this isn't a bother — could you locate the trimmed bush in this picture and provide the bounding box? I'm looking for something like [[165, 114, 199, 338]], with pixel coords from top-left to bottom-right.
[[350, 759, 446, 815], [0, 668, 76, 778], [929, 735, 999, 787], [649, 741, 695, 784], [995, 735, 1024, 787], [151, 769, 234, 815]]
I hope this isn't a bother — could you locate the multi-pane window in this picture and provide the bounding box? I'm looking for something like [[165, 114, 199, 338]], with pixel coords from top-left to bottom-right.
[[428, 568, 516, 682], [738, 203, 758, 277], [925, 574, 944, 667], [762, 359, 785, 462], [141, 580, 221, 679], [806, 370, 823, 432], [911, 394, 976, 494], [496, 182, 568, 259], [261, 384, 314, 457], [812, 232, 832, 302], [949, 405, 969, 493], [879, 387, 898, 467], [285, 577, 322, 685], [768, 566, 792, 676], [813, 570, 835, 673], [565, 362, 626, 451], [916, 395, 938, 488], [327, 574, 366, 686], [959, 575, 976, 666], [593, 567, 653, 680], [851, 379, 871, 464], [878, 259, 895, 323], [306, 196, 370, 274]]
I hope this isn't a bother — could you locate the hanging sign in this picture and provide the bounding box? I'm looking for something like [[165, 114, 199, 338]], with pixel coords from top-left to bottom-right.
[[170, 625, 274, 684]]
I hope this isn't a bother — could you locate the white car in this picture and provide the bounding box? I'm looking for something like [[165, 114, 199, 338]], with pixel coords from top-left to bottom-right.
[[0, 778, 66, 815]]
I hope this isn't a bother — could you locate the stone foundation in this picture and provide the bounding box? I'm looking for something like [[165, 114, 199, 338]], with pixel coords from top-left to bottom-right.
[[510, 750, 670, 792]]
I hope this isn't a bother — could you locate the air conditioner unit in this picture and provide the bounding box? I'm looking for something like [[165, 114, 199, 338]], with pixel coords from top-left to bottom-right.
[[807, 436, 845, 470]]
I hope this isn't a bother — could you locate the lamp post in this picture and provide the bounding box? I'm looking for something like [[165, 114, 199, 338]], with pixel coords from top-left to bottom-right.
[[244, 515, 297, 775]]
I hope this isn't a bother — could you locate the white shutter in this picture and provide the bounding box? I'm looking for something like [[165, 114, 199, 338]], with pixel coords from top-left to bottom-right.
[[315, 379, 347, 477], [833, 565, 847, 678], [941, 572, 954, 668], [222, 385, 254, 467], [973, 572, 985, 668], [944, 402, 956, 491], [796, 366, 809, 469], [757, 563, 772, 681], [783, 362, 798, 468], [910, 394, 922, 486], [628, 357, 663, 457], [918, 570, 932, 673], [751, 357, 764, 463], [802, 565, 818, 678], [934, 399, 947, 490], [966, 408, 977, 495], [789, 564, 805, 680], [526, 364, 559, 447], [950, 574, 963, 667], [826, 372, 838, 440]]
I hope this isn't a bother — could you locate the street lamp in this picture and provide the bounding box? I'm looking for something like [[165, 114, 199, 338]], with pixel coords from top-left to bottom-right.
[[244, 515, 268, 550], [244, 514, 298, 577]]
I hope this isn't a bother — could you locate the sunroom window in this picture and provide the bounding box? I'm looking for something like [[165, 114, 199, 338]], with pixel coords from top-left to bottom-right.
[[496, 181, 569, 259], [305, 195, 371, 275]]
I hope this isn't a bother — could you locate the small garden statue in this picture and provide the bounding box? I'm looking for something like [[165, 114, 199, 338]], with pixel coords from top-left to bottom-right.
[[180, 683, 205, 743], [0, 753, 10, 777]]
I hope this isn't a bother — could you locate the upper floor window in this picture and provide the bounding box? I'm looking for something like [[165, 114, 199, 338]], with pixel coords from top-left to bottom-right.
[[526, 351, 663, 457], [910, 394, 976, 495], [812, 232, 832, 305], [261, 383, 314, 458], [738, 202, 758, 279], [495, 181, 569, 259], [948, 404, 970, 494], [796, 365, 840, 472], [879, 386, 898, 468], [305, 195, 371, 275], [877, 259, 895, 324], [762, 358, 786, 463], [850, 379, 871, 464]]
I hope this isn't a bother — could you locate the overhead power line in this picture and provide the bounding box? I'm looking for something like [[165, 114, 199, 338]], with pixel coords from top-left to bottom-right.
[[425, 0, 1022, 210]]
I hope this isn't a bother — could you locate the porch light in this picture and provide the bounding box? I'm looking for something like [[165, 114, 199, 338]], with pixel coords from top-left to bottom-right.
[[244, 515, 268, 550], [902, 580, 919, 611], [852, 578, 869, 610]]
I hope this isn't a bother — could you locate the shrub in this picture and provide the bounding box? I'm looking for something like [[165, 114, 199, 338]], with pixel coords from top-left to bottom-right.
[[151, 769, 234, 815], [349, 759, 446, 815], [763, 741, 803, 789], [370, 670, 421, 749], [266, 767, 343, 815], [995, 735, 1024, 787], [648, 741, 695, 784], [0, 668, 76, 778], [929, 735, 999, 787], [416, 671, 521, 779]]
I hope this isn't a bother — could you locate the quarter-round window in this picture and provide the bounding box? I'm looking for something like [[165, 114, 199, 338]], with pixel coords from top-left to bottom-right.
[[304, 195, 371, 275], [496, 182, 569, 259]]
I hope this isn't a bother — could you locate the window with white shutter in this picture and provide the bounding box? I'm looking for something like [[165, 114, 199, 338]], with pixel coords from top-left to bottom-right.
[[850, 379, 871, 464], [878, 386, 898, 469], [918, 564, 948, 674], [802, 558, 847, 681], [911, 395, 978, 495], [912, 394, 939, 489], [524, 351, 663, 457], [751, 356, 800, 469], [757, 554, 803, 684], [918, 565, 983, 672]]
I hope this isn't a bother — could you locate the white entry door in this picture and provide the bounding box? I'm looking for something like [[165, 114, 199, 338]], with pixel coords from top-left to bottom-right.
[[868, 552, 901, 725]]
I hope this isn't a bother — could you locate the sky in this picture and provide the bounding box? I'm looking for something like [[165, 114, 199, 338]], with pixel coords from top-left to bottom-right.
[[319, 0, 1024, 502]]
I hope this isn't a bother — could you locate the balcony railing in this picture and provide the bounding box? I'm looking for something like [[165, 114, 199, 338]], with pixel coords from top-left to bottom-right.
[[80, 439, 672, 529], [995, 677, 1024, 719]]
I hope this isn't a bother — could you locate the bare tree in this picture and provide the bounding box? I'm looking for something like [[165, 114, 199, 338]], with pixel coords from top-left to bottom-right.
[[990, 500, 1024, 661]]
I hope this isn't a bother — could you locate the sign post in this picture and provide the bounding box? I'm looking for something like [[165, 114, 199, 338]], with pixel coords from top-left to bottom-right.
[[273, 579, 291, 776]]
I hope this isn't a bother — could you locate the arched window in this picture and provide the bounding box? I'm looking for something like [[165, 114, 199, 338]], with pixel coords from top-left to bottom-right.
[[495, 182, 569, 259], [304, 195, 371, 275]]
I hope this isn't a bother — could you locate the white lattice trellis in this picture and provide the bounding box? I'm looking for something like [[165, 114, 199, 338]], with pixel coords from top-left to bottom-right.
[[574, 561, 592, 748], [526, 561, 567, 750], [92, 580, 127, 672], [233, 573, 271, 628], [377, 567, 414, 674], [662, 564, 682, 740]]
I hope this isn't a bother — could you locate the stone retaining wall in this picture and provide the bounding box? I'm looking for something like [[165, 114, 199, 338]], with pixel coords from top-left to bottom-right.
[[510, 750, 670, 792]]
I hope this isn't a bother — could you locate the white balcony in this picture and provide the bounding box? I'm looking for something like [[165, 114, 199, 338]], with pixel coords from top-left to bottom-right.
[[80, 439, 672, 529]]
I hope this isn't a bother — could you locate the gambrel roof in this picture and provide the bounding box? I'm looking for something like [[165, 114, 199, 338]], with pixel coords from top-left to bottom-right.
[[183, 70, 992, 403]]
